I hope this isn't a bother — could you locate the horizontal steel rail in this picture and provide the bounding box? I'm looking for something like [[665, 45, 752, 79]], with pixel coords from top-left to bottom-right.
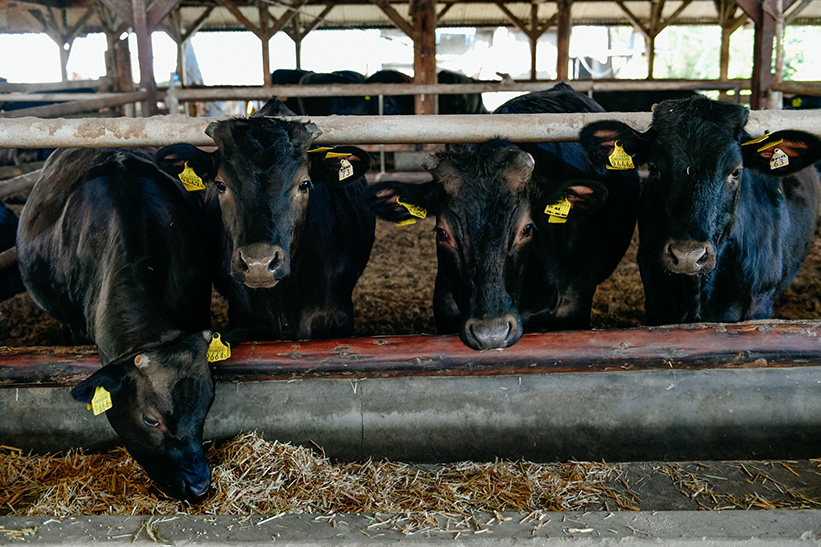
[[0, 110, 819, 147]]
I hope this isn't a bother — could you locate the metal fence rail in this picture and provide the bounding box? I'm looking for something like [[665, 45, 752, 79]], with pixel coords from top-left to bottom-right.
[[1, 110, 820, 148]]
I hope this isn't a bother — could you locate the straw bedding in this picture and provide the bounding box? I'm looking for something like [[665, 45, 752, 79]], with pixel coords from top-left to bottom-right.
[[1, 432, 635, 520]]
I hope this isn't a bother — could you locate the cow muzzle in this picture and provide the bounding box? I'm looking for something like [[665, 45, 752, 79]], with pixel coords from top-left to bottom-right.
[[232, 243, 290, 289], [662, 239, 716, 275], [461, 313, 523, 350]]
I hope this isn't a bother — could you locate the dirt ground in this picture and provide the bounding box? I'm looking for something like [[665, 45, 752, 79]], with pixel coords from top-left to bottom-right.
[[3, 209, 821, 346]]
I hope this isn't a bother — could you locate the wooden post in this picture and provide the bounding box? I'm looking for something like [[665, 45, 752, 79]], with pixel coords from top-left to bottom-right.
[[259, 0, 272, 87], [411, 0, 437, 115], [555, 0, 571, 81], [132, 0, 158, 115]]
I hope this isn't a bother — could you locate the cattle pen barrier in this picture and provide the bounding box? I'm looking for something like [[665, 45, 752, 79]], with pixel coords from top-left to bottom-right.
[[1, 109, 821, 149], [1, 109, 821, 463]]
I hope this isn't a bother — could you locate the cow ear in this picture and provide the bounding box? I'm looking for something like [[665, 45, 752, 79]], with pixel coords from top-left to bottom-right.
[[155, 144, 218, 182], [309, 146, 372, 186], [742, 130, 821, 176], [365, 180, 438, 223], [70, 362, 131, 404], [539, 180, 609, 225], [251, 96, 297, 118], [579, 121, 647, 171]]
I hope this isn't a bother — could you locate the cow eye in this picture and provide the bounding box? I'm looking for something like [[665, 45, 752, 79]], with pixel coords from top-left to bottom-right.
[[299, 179, 311, 193], [215, 180, 227, 193], [728, 168, 741, 185], [521, 223, 534, 238], [143, 415, 160, 428], [434, 227, 449, 242]]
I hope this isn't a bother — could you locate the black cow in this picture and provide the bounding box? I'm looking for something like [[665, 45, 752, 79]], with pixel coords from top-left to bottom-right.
[[0, 199, 24, 301], [580, 96, 821, 324], [155, 99, 375, 340], [437, 70, 488, 115], [297, 70, 372, 116], [366, 83, 639, 349], [365, 69, 415, 115], [16, 148, 214, 501], [590, 89, 700, 112], [271, 68, 312, 115]]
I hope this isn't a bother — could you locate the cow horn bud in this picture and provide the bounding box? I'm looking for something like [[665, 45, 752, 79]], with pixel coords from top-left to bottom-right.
[[134, 354, 150, 368]]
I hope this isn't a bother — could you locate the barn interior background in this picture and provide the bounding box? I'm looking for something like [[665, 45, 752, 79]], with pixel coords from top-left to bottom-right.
[[1, 0, 821, 530]]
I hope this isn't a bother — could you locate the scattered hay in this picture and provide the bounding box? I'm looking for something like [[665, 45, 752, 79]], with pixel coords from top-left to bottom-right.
[[1, 432, 627, 519], [658, 463, 821, 510]]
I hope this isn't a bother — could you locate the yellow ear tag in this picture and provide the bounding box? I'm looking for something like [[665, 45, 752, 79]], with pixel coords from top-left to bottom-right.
[[606, 141, 635, 170], [88, 386, 113, 416], [395, 218, 417, 226], [770, 148, 789, 170], [307, 147, 333, 154], [757, 138, 784, 152], [178, 161, 205, 192], [338, 158, 354, 181], [544, 196, 571, 224], [792, 97, 803, 108], [324, 152, 352, 159], [207, 333, 231, 363], [395, 197, 427, 220], [742, 134, 770, 146]]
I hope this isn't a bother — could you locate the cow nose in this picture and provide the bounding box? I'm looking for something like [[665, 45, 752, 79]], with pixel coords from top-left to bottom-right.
[[183, 466, 211, 501], [233, 243, 289, 288], [663, 239, 716, 275], [461, 313, 522, 350]]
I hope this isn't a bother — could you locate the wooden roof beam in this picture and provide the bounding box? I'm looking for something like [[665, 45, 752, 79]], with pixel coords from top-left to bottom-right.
[[374, 0, 414, 37], [614, 0, 651, 40]]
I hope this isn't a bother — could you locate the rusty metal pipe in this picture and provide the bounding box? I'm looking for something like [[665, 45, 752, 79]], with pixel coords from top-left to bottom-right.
[[0, 110, 818, 148], [2, 322, 821, 461], [0, 92, 148, 119]]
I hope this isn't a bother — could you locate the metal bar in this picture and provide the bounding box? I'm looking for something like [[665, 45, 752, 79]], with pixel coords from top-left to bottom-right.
[[0, 246, 17, 271], [0, 110, 819, 147], [0, 92, 133, 102], [770, 81, 821, 95], [0, 91, 147, 119], [3, 320, 821, 387], [0, 78, 110, 93], [0, 169, 40, 199], [172, 80, 749, 100]]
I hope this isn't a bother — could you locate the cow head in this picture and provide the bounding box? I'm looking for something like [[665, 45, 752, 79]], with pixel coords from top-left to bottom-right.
[[155, 117, 371, 289], [71, 330, 214, 502], [580, 96, 821, 276], [366, 141, 604, 350]]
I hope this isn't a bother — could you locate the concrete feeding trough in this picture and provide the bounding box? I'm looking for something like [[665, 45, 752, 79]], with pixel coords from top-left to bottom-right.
[[2, 319, 821, 462]]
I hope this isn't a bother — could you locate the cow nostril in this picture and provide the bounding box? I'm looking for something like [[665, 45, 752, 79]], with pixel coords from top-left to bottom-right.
[[237, 250, 249, 272], [665, 243, 678, 265], [268, 251, 281, 273]]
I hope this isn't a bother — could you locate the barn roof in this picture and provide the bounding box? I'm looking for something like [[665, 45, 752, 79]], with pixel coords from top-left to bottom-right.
[[2, 0, 820, 37]]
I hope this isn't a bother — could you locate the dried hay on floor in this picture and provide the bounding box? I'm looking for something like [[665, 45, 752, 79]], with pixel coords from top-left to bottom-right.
[[1, 432, 631, 519], [659, 462, 821, 510]]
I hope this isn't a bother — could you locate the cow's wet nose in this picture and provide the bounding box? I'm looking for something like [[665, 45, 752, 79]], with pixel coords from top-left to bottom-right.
[[663, 239, 716, 275], [183, 466, 211, 502], [461, 313, 522, 350], [233, 243, 289, 288]]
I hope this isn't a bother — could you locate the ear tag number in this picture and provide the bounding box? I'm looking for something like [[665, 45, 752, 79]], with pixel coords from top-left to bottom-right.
[[307, 147, 333, 154], [338, 158, 354, 181], [606, 141, 634, 170], [88, 386, 113, 416], [770, 148, 789, 170], [178, 161, 205, 192], [207, 333, 231, 363], [544, 196, 571, 223]]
